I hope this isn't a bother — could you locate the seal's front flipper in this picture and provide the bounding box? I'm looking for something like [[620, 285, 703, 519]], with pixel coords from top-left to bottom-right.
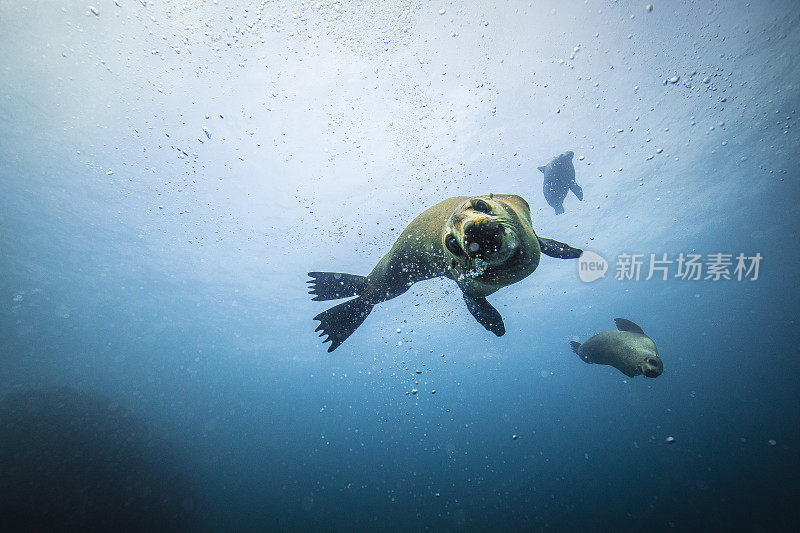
[[570, 182, 584, 201], [313, 297, 374, 352], [614, 318, 645, 335], [308, 272, 367, 301], [537, 237, 583, 259], [463, 294, 505, 336]]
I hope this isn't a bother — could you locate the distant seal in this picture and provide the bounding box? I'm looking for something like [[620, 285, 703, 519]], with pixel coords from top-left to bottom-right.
[[538, 151, 583, 214], [570, 318, 663, 378], [308, 194, 583, 351]]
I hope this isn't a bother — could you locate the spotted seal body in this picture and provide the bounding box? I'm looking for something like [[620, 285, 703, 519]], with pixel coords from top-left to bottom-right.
[[538, 151, 583, 215], [570, 318, 663, 378], [308, 194, 583, 351]]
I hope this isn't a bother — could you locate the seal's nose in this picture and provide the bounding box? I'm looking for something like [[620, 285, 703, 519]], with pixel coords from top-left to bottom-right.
[[464, 221, 502, 256]]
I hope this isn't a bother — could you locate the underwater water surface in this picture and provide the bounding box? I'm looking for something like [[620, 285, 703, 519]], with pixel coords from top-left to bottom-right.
[[1, 0, 799, 531]]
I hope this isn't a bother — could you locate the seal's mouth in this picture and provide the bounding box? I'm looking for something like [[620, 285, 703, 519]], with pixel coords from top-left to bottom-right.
[[463, 220, 504, 259]]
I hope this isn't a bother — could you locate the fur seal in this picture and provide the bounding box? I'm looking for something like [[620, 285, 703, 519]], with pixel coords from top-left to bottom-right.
[[308, 194, 583, 351], [538, 151, 583, 215], [570, 318, 663, 378]]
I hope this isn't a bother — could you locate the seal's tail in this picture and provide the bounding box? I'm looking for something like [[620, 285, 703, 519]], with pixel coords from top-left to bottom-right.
[[570, 341, 582, 354], [307, 272, 367, 301], [313, 297, 374, 352]]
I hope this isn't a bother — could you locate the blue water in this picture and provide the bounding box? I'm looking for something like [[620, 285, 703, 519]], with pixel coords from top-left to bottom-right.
[[1, 1, 799, 531]]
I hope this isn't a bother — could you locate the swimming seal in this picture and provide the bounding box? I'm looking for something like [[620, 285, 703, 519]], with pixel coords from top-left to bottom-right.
[[570, 318, 663, 378], [308, 194, 583, 351], [538, 151, 583, 215]]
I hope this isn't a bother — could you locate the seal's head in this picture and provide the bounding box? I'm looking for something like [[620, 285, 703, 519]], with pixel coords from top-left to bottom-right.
[[444, 196, 518, 265], [637, 353, 664, 378], [442, 194, 540, 292]]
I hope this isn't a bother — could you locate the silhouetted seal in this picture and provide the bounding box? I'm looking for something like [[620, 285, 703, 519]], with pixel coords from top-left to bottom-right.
[[538, 151, 583, 214], [308, 194, 583, 351], [570, 318, 663, 378]]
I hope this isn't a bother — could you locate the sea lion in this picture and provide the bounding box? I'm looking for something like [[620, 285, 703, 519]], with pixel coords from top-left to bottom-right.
[[570, 318, 663, 378], [538, 151, 583, 215], [308, 194, 583, 352]]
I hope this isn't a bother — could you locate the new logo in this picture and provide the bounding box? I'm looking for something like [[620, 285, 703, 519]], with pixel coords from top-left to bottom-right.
[[578, 250, 608, 283]]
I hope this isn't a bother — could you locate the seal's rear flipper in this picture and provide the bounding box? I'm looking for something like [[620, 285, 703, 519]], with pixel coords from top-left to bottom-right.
[[307, 272, 367, 301], [313, 297, 374, 352], [570, 341, 582, 354], [614, 318, 645, 335], [570, 182, 584, 201], [538, 237, 583, 259], [554, 204, 565, 215], [463, 294, 505, 336]]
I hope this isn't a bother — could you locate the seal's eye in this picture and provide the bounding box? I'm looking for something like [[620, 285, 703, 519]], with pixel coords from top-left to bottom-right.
[[473, 199, 492, 214], [445, 234, 463, 256]]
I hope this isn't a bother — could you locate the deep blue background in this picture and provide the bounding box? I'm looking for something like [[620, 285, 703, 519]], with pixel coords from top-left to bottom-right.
[[1, 1, 799, 531]]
